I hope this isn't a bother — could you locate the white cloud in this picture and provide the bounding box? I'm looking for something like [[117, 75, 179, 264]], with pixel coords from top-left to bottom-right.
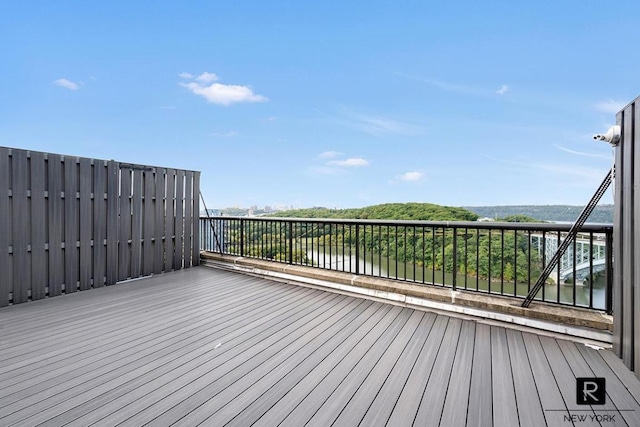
[[318, 151, 342, 159], [179, 71, 266, 105], [211, 130, 238, 137], [594, 99, 626, 114], [553, 144, 609, 159], [180, 81, 268, 106], [195, 72, 219, 83], [496, 84, 509, 95], [337, 109, 420, 137], [485, 155, 608, 181], [355, 115, 418, 136], [328, 158, 369, 167], [398, 171, 424, 181], [396, 73, 484, 96], [53, 78, 79, 90]]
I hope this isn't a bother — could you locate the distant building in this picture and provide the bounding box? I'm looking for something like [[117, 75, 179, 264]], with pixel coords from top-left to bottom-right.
[[477, 217, 495, 222]]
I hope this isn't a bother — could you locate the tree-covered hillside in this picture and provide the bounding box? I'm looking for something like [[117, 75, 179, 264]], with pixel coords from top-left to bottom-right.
[[270, 203, 479, 222]]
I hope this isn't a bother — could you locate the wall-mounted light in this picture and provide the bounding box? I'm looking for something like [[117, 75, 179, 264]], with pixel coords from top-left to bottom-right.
[[593, 125, 621, 146]]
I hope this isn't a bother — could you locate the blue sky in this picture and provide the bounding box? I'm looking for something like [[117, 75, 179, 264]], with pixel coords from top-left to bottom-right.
[[2, 1, 638, 209]]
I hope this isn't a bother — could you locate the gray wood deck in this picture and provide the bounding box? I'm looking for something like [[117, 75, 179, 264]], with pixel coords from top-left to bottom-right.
[[1, 267, 639, 426]]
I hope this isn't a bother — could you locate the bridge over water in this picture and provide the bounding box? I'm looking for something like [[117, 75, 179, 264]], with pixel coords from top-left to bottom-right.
[[530, 232, 608, 284]]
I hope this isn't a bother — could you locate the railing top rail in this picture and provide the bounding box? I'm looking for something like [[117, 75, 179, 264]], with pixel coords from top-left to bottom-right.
[[200, 216, 613, 232]]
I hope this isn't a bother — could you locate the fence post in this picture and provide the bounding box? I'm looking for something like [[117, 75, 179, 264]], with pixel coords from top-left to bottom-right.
[[452, 228, 457, 291], [355, 223, 360, 275], [240, 218, 245, 257], [288, 221, 293, 264], [606, 229, 614, 315]]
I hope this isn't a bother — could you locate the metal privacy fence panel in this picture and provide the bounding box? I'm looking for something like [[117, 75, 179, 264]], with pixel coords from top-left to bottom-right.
[[0, 146, 200, 306], [613, 96, 640, 376]]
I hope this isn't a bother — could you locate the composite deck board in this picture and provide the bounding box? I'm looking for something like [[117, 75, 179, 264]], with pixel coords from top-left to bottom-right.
[[9, 288, 334, 426], [557, 339, 628, 427], [491, 325, 520, 427], [249, 303, 394, 427], [1, 267, 640, 427], [299, 306, 413, 426], [576, 344, 640, 426], [439, 320, 477, 427], [386, 314, 450, 425], [413, 317, 464, 426], [357, 312, 438, 426], [466, 322, 493, 426], [313, 310, 426, 427], [277, 305, 405, 427], [167, 298, 376, 427], [57, 295, 348, 425], [43, 292, 341, 426], [0, 275, 241, 353], [0, 273, 272, 355], [0, 275, 270, 372], [540, 335, 601, 427], [0, 279, 298, 398], [505, 328, 546, 427]]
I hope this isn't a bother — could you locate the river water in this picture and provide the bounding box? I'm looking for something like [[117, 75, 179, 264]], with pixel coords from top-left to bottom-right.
[[305, 246, 607, 310]]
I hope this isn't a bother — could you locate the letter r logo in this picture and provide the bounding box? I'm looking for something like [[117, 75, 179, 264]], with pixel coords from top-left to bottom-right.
[[576, 378, 606, 405]]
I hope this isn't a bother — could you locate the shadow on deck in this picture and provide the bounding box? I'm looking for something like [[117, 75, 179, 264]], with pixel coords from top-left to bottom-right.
[[1, 267, 639, 426]]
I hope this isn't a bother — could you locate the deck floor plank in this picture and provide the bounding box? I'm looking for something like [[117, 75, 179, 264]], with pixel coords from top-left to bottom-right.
[[539, 335, 601, 427], [54, 291, 345, 427], [386, 315, 451, 426], [576, 344, 640, 426], [0, 266, 639, 427], [490, 325, 520, 427], [505, 328, 546, 427], [151, 298, 375, 427], [0, 280, 295, 395], [1, 286, 325, 425], [439, 320, 477, 427], [413, 317, 464, 426], [557, 339, 629, 426], [276, 305, 406, 427], [466, 322, 493, 426], [303, 307, 414, 427], [218, 300, 383, 427], [320, 310, 426, 427], [21, 287, 325, 426], [248, 303, 394, 427], [357, 312, 438, 427]]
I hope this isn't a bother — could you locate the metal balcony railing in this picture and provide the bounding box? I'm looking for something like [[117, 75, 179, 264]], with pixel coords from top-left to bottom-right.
[[200, 217, 613, 313]]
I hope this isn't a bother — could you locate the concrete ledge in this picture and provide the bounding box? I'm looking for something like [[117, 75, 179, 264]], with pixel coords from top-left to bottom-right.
[[200, 252, 613, 344]]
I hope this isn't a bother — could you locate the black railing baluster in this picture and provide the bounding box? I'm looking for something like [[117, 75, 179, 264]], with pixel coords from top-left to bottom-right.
[[355, 223, 360, 275], [589, 232, 594, 309], [500, 229, 504, 295], [452, 227, 457, 291], [488, 230, 492, 291], [606, 230, 613, 314]]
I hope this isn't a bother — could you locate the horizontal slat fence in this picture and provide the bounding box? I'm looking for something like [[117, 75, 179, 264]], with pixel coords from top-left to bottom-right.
[[0, 146, 200, 306]]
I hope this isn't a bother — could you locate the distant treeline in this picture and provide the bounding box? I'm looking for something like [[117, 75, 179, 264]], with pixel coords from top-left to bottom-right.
[[263, 203, 543, 282], [464, 205, 614, 223], [269, 203, 479, 221]]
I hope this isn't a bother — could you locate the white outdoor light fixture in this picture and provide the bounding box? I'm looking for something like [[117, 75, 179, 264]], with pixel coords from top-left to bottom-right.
[[593, 125, 621, 146]]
